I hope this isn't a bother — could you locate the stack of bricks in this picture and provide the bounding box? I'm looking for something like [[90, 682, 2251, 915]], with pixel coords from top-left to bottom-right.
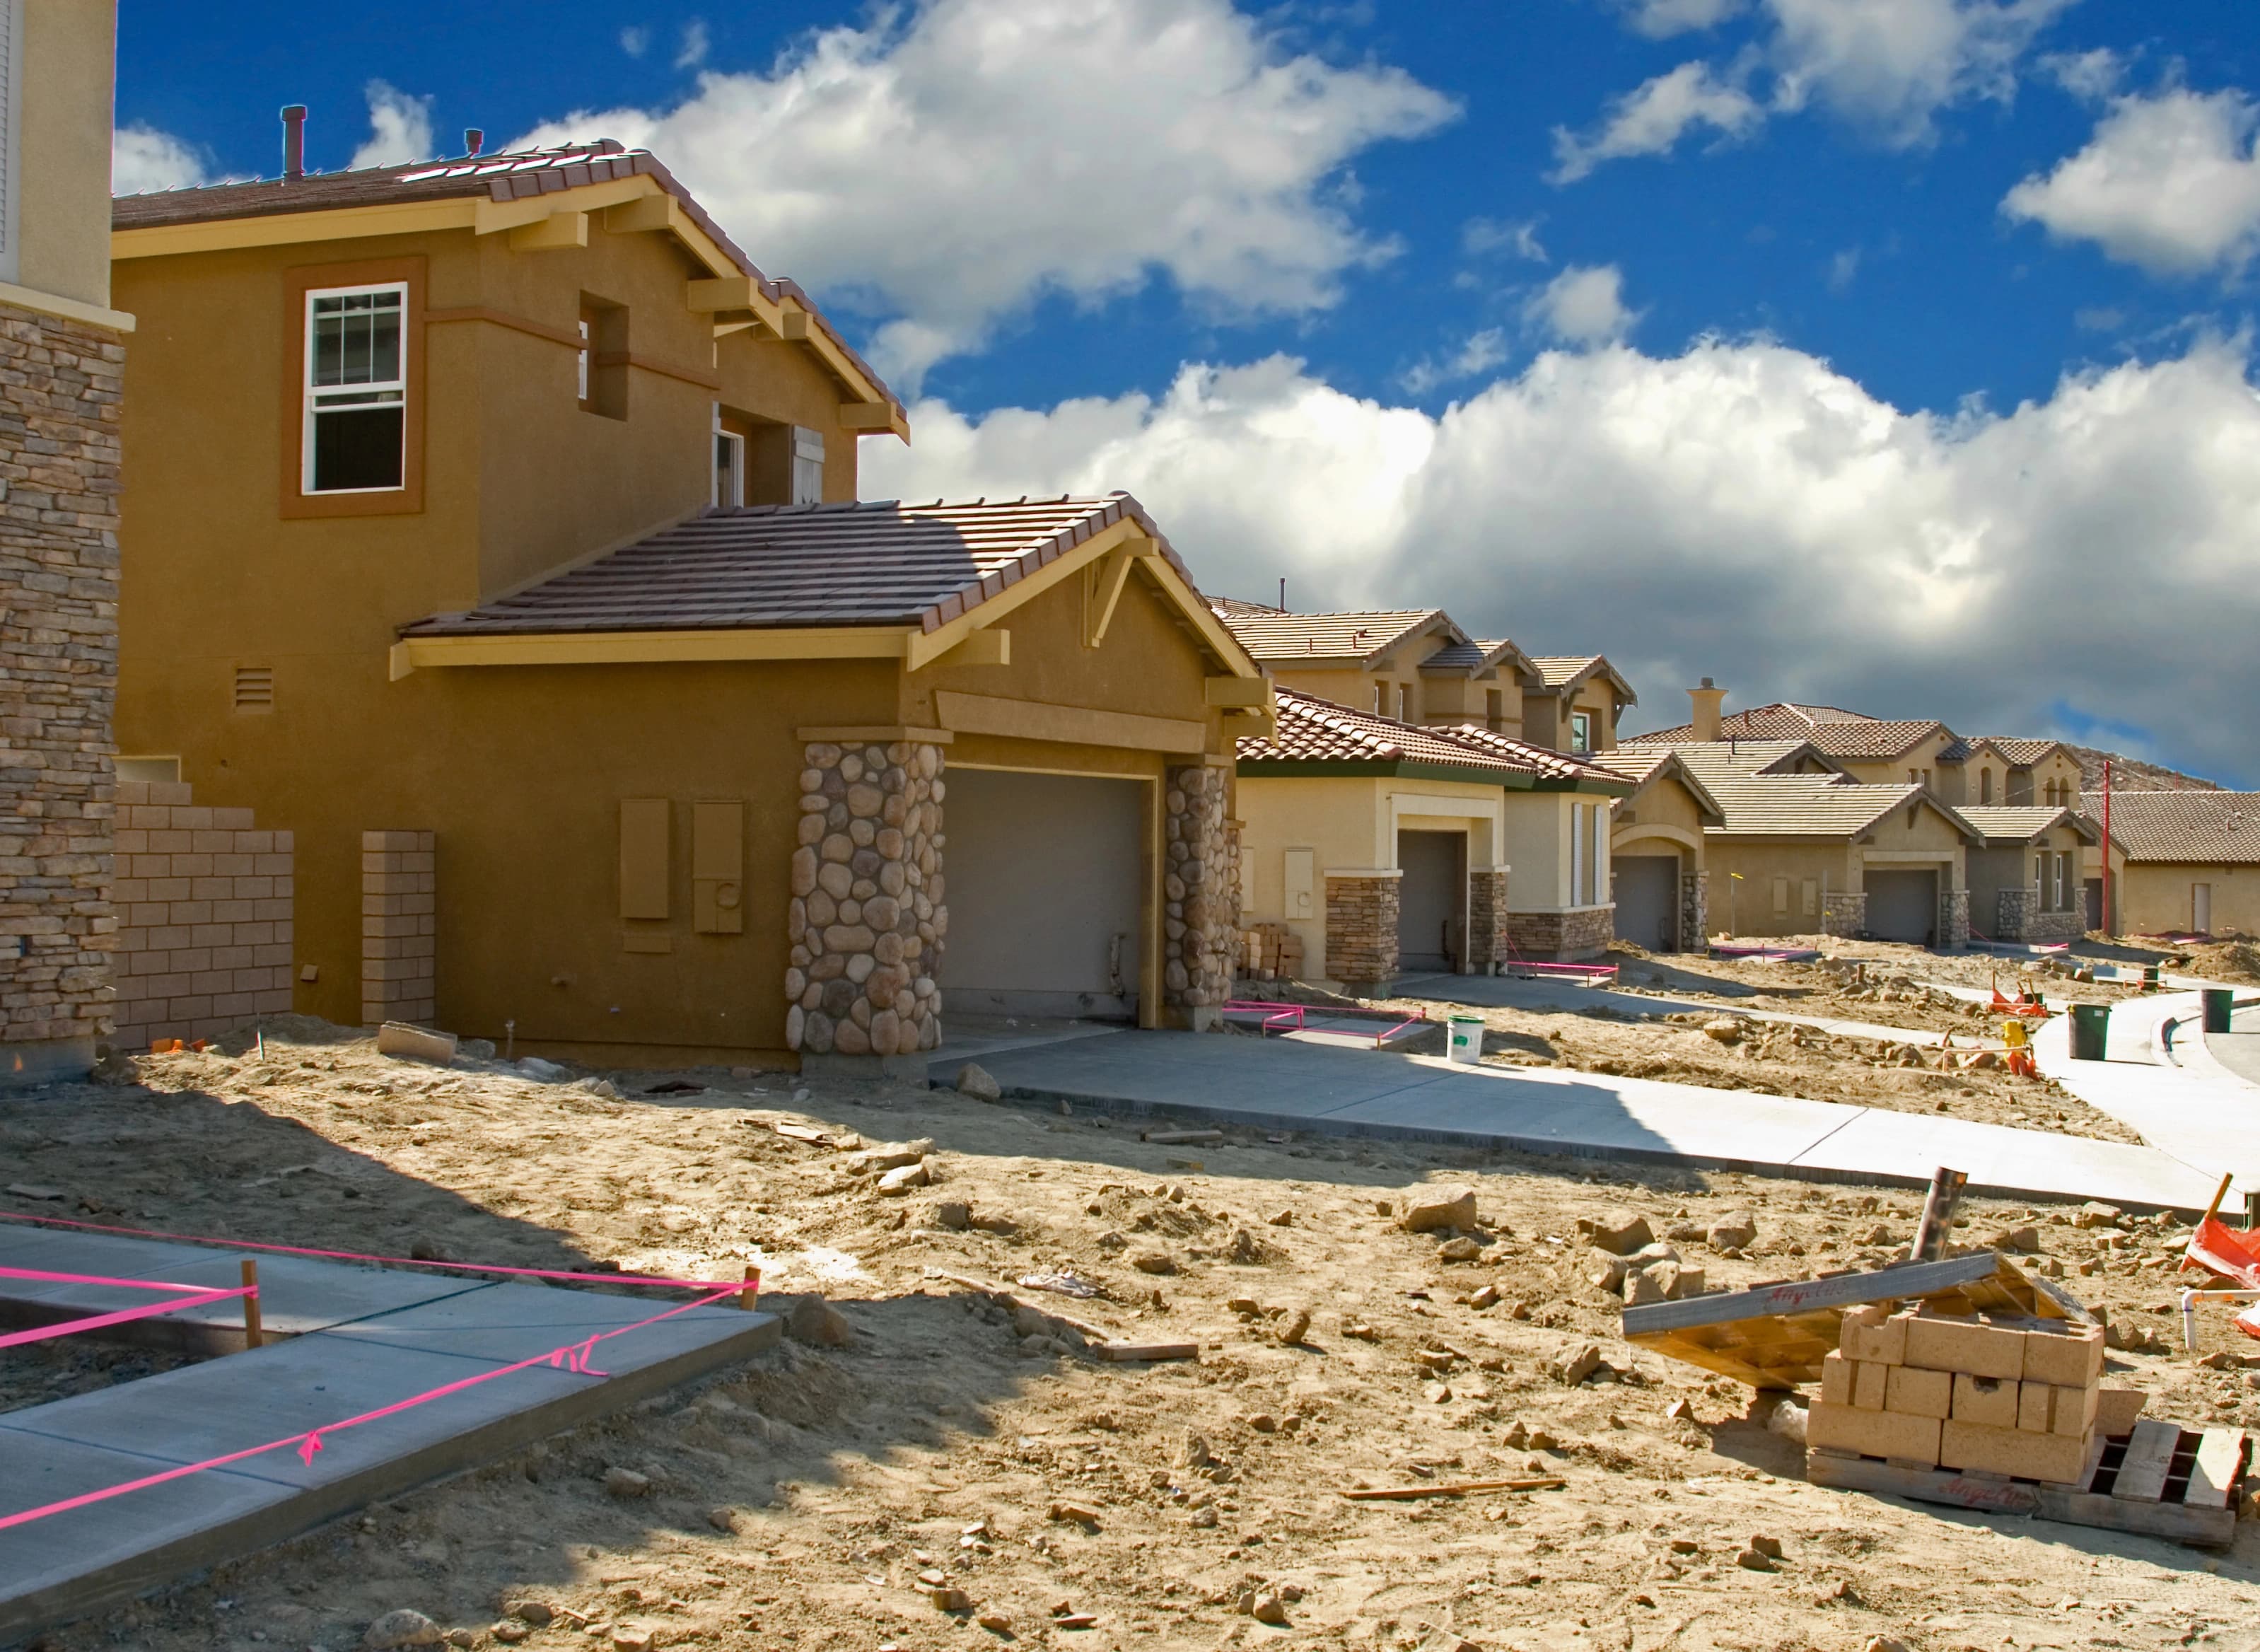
[[112, 781, 293, 1050], [1240, 921, 1305, 982], [361, 830, 435, 1028], [1810, 1305, 2106, 1484]]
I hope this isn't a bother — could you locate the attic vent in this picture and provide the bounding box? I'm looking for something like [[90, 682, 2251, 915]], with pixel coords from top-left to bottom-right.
[[233, 664, 275, 714]]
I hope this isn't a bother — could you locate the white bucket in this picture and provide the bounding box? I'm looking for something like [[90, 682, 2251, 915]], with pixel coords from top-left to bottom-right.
[[1445, 1015, 1484, 1066]]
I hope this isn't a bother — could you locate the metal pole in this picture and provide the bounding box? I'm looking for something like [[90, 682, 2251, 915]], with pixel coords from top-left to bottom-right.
[[2102, 759, 2114, 937]]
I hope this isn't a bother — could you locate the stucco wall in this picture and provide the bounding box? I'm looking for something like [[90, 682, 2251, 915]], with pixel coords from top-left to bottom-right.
[[2117, 863, 2260, 937], [1706, 839, 1857, 938], [18, 0, 116, 309]]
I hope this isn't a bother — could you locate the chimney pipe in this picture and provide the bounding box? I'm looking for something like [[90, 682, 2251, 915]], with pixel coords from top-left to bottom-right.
[[281, 105, 307, 181], [1689, 676, 1726, 743], [464, 128, 484, 156]]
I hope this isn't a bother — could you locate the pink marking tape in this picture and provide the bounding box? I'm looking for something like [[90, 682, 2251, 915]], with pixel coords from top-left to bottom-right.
[[0, 1284, 742, 1532], [0, 1209, 727, 1292], [0, 1286, 253, 1350]]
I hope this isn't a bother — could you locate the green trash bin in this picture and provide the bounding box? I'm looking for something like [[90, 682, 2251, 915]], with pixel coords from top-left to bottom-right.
[[2070, 1002, 2110, 1061], [2204, 989, 2235, 1035]]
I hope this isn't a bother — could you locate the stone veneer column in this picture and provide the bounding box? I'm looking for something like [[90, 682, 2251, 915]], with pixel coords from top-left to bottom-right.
[[1506, 906, 1615, 961], [1940, 886, 1971, 950], [1995, 887, 2039, 942], [787, 739, 944, 1066], [361, 831, 435, 1026], [1679, 870, 1708, 953], [0, 306, 125, 1081], [1467, 869, 1510, 971], [1820, 892, 1866, 938], [1326, 875, 1399, 994], [1161, 764, 1233, 1028]]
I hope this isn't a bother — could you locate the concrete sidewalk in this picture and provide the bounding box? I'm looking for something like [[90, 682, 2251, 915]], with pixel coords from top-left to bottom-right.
[[0, 1226, 777, 1640], [2034, 991, 2260, 1197], [933, 1028, 2242, 1211]]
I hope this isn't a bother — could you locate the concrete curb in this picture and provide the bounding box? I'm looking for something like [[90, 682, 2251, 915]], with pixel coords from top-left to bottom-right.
[[2172, 995, 2260, 1093]]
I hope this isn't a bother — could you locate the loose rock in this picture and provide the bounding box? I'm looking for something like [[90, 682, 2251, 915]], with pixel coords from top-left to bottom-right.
[[602, 1467, 653, 1499], [956, 1062, 1003, 1102], [1577, 1207, 1654, 1255], [1399, 1185, 1479, 1233], [363, 1610, 444, 1649], [786, 1295, 854, 1346]]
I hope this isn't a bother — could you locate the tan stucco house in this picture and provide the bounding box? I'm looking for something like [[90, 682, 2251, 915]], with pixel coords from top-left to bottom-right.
[[1957, 806, 2099, 944], [1592, 749, 1724, 952], [2079, 791, 2260, 938], [1234, 688, 1629, 989], [110, 136, 1266, 1071]]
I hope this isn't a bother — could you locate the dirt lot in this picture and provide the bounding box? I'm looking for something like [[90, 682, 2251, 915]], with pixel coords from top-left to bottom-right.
[[4, 1022, 2259, 1652]]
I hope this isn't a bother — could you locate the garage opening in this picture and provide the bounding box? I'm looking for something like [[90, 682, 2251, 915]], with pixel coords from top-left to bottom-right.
[[1865, 868, 1940, 946], [942, 769, 1144, 1019], [1613, 854, 1679, 951], [1396, 830, 1464, 975]]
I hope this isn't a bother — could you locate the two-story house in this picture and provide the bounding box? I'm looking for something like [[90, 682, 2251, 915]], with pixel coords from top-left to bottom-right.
[[111, 129, 1266, 1070], [0, 1, 132, 1081]]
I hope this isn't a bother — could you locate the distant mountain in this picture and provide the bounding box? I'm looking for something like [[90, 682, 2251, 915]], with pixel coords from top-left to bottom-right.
[[2070, 745, 2219, 793]]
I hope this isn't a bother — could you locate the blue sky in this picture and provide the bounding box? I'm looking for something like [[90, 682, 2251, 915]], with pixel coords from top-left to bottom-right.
[[115, 1, 2260, 782]]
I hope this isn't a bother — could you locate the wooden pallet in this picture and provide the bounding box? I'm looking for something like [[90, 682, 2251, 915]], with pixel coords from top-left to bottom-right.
[[1808, 1424, 2249, 1547], [1621, 1252, 2083, 1391]]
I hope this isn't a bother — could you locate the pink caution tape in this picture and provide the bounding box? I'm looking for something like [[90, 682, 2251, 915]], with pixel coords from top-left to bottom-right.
[[0, 1286, 255, 1350], [0, 1285, 742, 1532], [0, 1209, 733, 1292], [0, 1265, 228, 1291]]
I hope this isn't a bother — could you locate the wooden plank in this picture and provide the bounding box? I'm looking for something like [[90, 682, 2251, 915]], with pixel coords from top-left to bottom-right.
[[2073, 1431, 2109, 1494], [2032, 1483, 2237, 1548], [2185, 1429, 2249, 1511], [1624, 1332, 1788, 1391], [1140, 1127, 1223, 1145], [1621, 1252, 2005, 1338], [1341, 1477, 1563, 1502], [2114, 1419, 2182, 1503], [1093, 1342, 1199, 1363], [1805, 1448, 2041, 1514]]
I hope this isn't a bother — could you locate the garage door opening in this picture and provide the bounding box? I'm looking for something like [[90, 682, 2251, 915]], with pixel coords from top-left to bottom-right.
[[1396, 830, 1465, 975], [1865, 868, 1939, 946], [1614, 854, 1679, 951], [940, 768, 1144, 1020]]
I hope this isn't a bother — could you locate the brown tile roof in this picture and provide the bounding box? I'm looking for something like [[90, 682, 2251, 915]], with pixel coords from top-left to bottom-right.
[[1701, 776, 1967, 839], [1955, 805, 2099, 845], [1525, 656, 1637, 704], [1216, 608, 1450, 665], [113, 141, 901, 419], [1973, 737, 2067, 767], [1629, 706, 1943, 758], [1237, 691, 1625, 789], [401, 494, 1205, 639], [1662, 740, 1843, 783], [1421, 636, 1537, 677], [2078, 791, 2260, 865], [1590, 748, 1725, 822]]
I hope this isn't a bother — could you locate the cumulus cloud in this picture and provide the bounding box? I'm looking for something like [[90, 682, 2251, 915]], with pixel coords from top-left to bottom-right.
[[2004, 86, 2260, 277], [348, 81, 435, 170], [620, 25, 651, 58], [112, 124, 206, 194], [1551, 60, 1763, 182], [1462, 216, 1547, 261], [1400, 327, 1508, 395], [513, 0, 1457, 385], [1562, 0, 2070, 180], [2041, 46, 2123, 102], [1525, 264, 1639, 345], [864, 337, 2260, 785], [1607, 0, 1747, 38], [1825, 245, 1860, 291], [675, 18, 711, 70]]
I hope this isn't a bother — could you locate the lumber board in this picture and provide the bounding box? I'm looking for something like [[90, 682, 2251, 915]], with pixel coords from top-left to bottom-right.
[[1341, 1477, 1563, 1501], [2032, 1483, 2237, 1548], [1805, 1448, 2041, 1514], [2185, 1429, 2248, 1511], [1140, 1128, 1223, 1145], [1620, 1252, 2007, 1338], [2114, 1419, 2182, 1503], [2073, 1431, 2109, 1494], [1093, 1342, 1199, 1363]]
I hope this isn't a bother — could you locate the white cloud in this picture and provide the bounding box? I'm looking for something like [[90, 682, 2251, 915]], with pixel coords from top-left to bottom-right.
[[2004, 86, 2260, 277], [2041, 46, 2123, 102], [1524, 264, 1639, 345], [1766, 0, 2073, 144], [1462, 216, 1547, 262], [348, 81, 435, 170], [513, 0, 1456, 386], [620, 25, 651, 58], [1825, 245, 1860, 291], [1401, 327, 1508, 395], [1608, 0, 1747, 38], [2073, 304, 2123, 332], [676, 18, 711, 70], [1551, 60, 1763, 182], [863, 337, 2260, 786], [112, 124, 206, 194]]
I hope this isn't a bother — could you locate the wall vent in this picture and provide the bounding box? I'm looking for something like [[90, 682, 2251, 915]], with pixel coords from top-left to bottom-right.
[[233, 665, 275, 714]]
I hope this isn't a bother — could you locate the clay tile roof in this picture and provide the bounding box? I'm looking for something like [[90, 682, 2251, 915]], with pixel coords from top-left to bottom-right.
[[402, 494, 1202, 639], [1216, 608, 1448, 665], [1699, 776, 1966, 839], [1591, 748, 1728, 823], [2077, 791, 2260, 865], [1974, 737, 2065, 767], [1956, 805, 2099, 845], [1237, 690, 1623, 789], [1628, 706, 1942, 758], [1421, 636, 1535, 677], [1523, 656, 1636, 704], [112, 141, 901, 419], [1662, 740, 1838, 782]]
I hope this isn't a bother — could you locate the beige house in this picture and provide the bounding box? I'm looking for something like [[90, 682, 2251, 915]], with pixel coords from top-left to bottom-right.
[[0, 1, 132, 1081], [1234, 688, 1629, 987], [1957, 806, 2099, 944], [1592, 749, 1724, 952], [1522, 656, 1638, 755], [2079, 791, 2260, 938]]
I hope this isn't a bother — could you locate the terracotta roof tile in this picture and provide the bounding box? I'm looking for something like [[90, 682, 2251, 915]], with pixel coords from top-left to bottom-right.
[[113, 141, 902, 419], [1431, 721, 1629, 784], [1973, 737, 2066, 767], [1955, 805, 2098, 844], [1421, 637, 1534, 677], [1525, 655, 1638, 705], [1238, 690, 1617, 786], [1216, 608, 1449, 664], [2079, 791, 2260, 865], [1629, 711, 1944, 758], [401, 494, 1201, 639]]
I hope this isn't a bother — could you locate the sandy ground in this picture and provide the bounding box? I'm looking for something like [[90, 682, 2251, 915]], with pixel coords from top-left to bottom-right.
[[3, 1019, 2259, 1652]]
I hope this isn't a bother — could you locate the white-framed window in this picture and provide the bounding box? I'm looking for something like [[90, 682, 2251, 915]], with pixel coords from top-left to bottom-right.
[[303, 283, 407, 494], [1373, 683, 1386, 715], [576, 312, 592, 407], [792, 426, 825, 504], [1591, 803, 1606, 904], [1570, 709, 1592, 753], [1398, 682, 1414, 722], [2055, 851, 2072, 912], [713, 409, 745, 508], [1570, 804, 1586, 905]]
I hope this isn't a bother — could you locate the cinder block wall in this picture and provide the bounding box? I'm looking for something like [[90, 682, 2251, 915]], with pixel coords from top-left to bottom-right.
[[112, 780, 293, 1049], [361, 830, 436, 1027]]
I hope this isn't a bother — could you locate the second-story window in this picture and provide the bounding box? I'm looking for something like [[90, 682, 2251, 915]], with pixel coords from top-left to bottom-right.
[[577, 308, 594, 409], [304, 284, 406, 493], [1570, 709, 1592, 753]]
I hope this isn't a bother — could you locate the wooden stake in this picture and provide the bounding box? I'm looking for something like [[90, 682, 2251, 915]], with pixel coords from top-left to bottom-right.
[[2201, 1171, 2235, 1228], [1341, 1477, 1564, 1502], [739, 1264, 760, 1312], [240, 1258, 263, 1350]]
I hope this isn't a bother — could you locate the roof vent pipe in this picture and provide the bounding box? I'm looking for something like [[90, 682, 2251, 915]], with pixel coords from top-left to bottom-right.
[[465, 128, 484, 156], [1690, 677, 1726, 743], [281, 105, 307, 180]]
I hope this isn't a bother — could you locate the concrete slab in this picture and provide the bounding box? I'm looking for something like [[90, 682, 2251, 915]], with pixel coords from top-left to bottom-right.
[[2211, 1007, 2260, 1089], [2034, 996, 2260, 1199], [313, 1281, 767, 1371]]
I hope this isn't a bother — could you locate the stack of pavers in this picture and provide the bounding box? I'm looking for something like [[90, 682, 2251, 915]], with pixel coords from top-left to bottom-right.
[[1809, 1302, 2103, 1483], [1240, 921, 1305, 982]]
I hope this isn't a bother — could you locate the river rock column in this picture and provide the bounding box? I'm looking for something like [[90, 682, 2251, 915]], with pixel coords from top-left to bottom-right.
[[1679, 869, 1708, 953], [1162, 764, 1233, 1027], [786, 740, 945, 1061]]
